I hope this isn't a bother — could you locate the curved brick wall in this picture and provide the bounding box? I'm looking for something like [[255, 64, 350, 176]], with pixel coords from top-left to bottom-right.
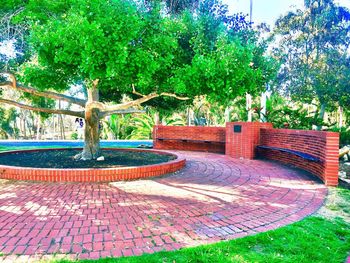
[[0, 148, 186, 182], [152, 123, 339, 186], [153, 125, 226, 153], [258, 129, 339, 186]]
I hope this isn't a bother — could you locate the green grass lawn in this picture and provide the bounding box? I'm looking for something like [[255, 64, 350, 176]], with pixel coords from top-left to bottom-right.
[[55, 187, 350, 263]]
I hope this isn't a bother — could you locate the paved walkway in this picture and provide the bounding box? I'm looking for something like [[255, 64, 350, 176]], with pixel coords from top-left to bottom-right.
[[0, 151, 327, 262]]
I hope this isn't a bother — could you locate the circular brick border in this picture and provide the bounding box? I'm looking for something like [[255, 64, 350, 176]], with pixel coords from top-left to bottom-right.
[[0, 148, 186, 182]]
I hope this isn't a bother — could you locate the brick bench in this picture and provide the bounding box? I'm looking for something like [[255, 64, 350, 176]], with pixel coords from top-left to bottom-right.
[[258, 128, 339, 186], [257, 145, 321, 162], [153, 126, 226, 153]]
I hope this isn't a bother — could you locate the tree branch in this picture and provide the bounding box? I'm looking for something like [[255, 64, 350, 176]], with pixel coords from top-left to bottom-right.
[[103, 92, 189, 114], [159, 92, 189, 100], [0, 98, 85, 118], [0, 72, 87, 107], [100, 108, 146, 118], [132, 84, 145, 97], [132, 85, 189, 100], [103, 93, 158, 112]]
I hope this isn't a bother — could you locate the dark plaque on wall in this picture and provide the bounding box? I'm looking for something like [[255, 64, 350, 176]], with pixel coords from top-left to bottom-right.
[[233, 125, 242, 133]]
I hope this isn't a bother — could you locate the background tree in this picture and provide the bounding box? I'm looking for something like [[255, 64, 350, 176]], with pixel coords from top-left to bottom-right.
[[272, 0, 350, 128], [0, 107, 18, 138], [0, 0, 275, 160]]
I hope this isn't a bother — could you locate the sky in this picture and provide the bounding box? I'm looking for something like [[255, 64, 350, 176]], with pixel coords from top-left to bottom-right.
[[223, 0, 350, 27]]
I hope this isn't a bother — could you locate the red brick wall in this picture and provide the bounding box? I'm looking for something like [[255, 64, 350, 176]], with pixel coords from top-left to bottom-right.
[[153, 123, 339, 186], [225, 122, 273, 159], [153, 125, 226, 153], [258, 129, 339, 186]]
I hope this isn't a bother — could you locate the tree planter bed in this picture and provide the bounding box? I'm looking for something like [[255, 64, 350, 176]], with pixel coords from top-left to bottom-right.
[[0, 148, 185, 182]]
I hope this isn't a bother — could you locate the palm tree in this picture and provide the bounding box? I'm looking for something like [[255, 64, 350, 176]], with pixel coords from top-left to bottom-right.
[[127, 110, 185, 140]]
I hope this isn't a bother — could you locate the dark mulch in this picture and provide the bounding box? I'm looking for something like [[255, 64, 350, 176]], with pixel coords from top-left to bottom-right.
[[0, 149, 175, 169]]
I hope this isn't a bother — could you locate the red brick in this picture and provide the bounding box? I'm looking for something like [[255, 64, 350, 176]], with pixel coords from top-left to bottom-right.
[[258, 127, 339, 186], [153, 125, 226, 153], [0, 148, 185, 182]]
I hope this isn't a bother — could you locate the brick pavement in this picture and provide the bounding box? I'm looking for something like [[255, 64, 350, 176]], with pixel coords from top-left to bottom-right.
[[0, 151, 327, 261]]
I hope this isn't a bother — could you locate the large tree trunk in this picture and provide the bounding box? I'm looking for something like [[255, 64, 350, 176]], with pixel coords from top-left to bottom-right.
[[75, 84, 101, 160], [81, 107, 101, 160]]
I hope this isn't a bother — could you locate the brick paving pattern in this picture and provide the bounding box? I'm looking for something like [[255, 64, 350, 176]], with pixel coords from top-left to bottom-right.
[[0, 151, 327, 261]]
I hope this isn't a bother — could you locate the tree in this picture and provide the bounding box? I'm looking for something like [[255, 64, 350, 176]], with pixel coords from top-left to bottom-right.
[[0, 107, 18, 138], [272, 0, 350, 128], [163, 0, 199, 14], [0, 0, 275, 160]]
